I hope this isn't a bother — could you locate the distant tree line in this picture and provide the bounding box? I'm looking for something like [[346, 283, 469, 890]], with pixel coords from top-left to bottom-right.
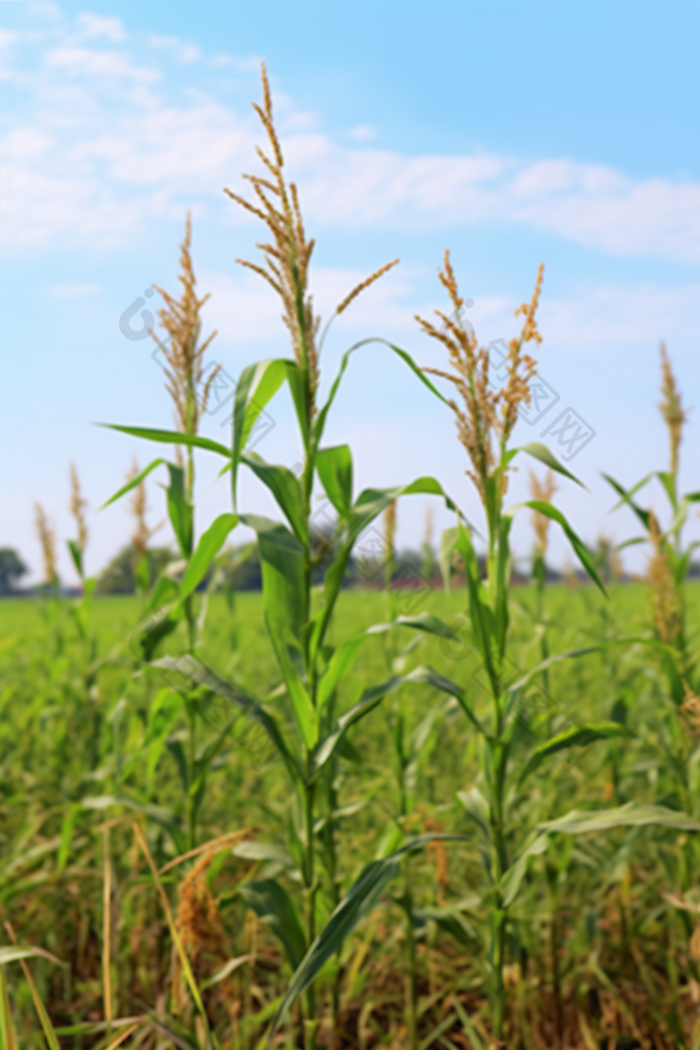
[[2, 537, 699, 597]]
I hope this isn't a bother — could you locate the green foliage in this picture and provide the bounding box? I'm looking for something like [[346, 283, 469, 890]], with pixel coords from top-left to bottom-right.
[[0, 549, 28, 595], [94, 543, 174, 594]]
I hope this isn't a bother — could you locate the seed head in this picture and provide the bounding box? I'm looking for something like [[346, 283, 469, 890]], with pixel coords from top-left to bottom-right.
[[647, 512, 682, 648], [529, 470, 557, 554], [225, 64, 398, 418], [151, 213, 219, 437], [417, 252, 541, 504], [34, 502, 57, 587], [383, 500, 397, 557], [658, 342, 688, 478], [69, 463, 88, 554]]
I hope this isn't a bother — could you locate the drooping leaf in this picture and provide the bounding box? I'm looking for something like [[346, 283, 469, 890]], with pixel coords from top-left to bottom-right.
[[413, 905, 480, 948], [101, 425, 230, 458], [273, 835, 466, 1031], [540, 803, 700, 836], [312, 337, 448, 449], [317, 665, 485, 776], [515, 442, 586, 488], [520, 500, 607, 596], [602, 472, 652, 531], [365, 612, 461, 641], [178, 513, 239, 602], [314, 677, 402, 776], [151, 655, 302, 783], [0, 946, 64, 967], [309, 476, 463, 667], [518, 722, 628, 783], [238, 879, 306, 969]]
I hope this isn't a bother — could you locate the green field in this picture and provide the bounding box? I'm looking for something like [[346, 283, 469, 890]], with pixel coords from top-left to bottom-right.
[[1, 583, 698, 1048]]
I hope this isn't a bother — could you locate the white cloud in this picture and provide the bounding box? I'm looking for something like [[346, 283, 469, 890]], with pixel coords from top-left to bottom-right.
[[0, 9, 699, 267], [76, 13, 126, 43], [48, 282, 101, 296], [201, 264, 421, 345], [45, 45, 160, 81]]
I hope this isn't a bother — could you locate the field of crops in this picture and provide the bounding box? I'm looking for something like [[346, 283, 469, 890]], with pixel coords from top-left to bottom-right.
[[2, 64, 699, 1050], [2, 580, 700, 1050]]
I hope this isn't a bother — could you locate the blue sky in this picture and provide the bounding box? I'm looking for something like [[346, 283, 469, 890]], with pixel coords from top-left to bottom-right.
[[1, 0, 699, 582]]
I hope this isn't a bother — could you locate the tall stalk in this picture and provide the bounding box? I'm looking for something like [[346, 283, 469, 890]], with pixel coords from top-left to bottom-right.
[[105, 218, 224, 849], [416, 253, 612, 1038]]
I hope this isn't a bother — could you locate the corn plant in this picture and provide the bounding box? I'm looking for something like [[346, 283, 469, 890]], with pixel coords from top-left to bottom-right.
[[103, 217, 239, 850], [365, 254, 700, 1041], [604, 344, 700, 761]]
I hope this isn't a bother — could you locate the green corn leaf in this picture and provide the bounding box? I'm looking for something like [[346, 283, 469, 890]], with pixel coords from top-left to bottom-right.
[[365, 612, 462, 641], [309, 476, 463, 668], [452, 997, 489, 1050], [100, 457, 166, 509], [456, 787, 491, 842], [315, 660, 487, 778], [67, 540, 83, 579], [314, 676, 403, 776], [413, 905, 480, 948], [316, 636, 366, 711], [231, 359, 296, 507], [656, 470, 677, 509], [518, 722, 628, 784], [241, 454, 307, 545], [501, 834, 549, 906], [241, 515, 318, 750], [178, 513, 239, 602], [519, 500, 607, 596], [602, 472, 652, 531], [540, 802, 700, 836], [312, 337, 448, 450], [131, 604, 182, 662], [272, 834, 465, 1031], [614, 536, 647, 552], [675, 541, 700, 587], [100, 424, 230, 458], [232, 841, 295, 868], [350, 477, 460, 539], [506, 636, 680, 700], [316, 445, 353, 517], [515, 442, 586, 487], [406, 665, 486, 735], [151, 655, 302, 783], [272, 856, 400, 1029], [238, 879, 307, 969], [164, 463, 193, 558], [504, 804, 700, 906]]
